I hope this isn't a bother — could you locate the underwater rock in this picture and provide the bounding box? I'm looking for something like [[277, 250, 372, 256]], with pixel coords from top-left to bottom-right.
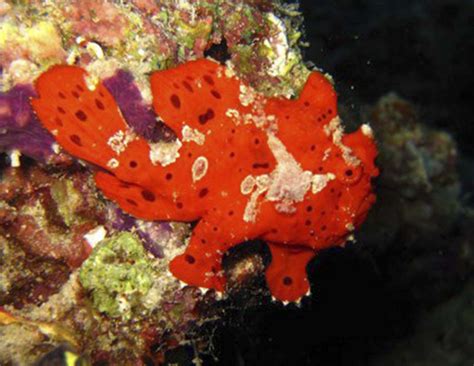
[[362, 93, 461, 245], [0, 235, 70, 309], [357, 93, 470, 309], [0, 165, 102, 268], [0, 313, 59, 365], [0, 1, 310, 101]]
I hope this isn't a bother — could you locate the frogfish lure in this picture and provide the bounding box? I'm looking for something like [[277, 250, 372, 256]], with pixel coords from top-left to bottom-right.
[[31, 59, 378, 302]]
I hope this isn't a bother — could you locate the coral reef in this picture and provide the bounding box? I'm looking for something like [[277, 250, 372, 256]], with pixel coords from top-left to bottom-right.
[[0, 0, 374, 361], [1, 231, 220, 364], [0, 1, 309, 96], [0, 0, 470, 365]]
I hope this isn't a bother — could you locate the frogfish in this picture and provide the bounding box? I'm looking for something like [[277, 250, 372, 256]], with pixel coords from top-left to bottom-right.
[[31, 59, 378, 303]]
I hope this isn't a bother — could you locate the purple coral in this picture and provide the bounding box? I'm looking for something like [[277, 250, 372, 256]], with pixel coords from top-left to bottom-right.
[[0, 85, 58, 163], [105, 204, 174, 258], [103, 70, 174, 142]]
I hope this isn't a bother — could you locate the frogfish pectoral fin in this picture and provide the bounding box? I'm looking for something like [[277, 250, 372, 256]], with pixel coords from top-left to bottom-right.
[[265, 242, 316, 302], [170, 249, 226, 292], [31, 65, 153, 187]]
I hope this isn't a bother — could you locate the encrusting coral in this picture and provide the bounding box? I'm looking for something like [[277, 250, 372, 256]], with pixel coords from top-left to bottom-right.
[[31, 59, 378, 302], [79, 232, 156, 319]]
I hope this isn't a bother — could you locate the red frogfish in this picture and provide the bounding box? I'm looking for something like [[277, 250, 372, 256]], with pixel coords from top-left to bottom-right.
[[31, 59, 378, 303]]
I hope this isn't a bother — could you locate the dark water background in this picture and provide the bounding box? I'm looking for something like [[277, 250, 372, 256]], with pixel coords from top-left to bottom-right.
[[302, 0, 473, 156]]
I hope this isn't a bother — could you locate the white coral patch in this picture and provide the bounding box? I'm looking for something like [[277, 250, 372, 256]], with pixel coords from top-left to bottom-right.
[[107, 158, 119, 169], [265, 133, 313, 213], [149, 139, 182, 167], [275, 201, 297, 214], [243, 189, 261, 223], [256, 174, 271, 191], [243, 132, 325, 221], [239, 84, 257, 107], [86, 42, 104, 59], [84, 73, 99, 91], [84, 225, 107, 247], [224, 60, 237, 78], [311, 173, 335, 194], [241, 112, 276, 129], [8, 59, 38, 84], [361, 123, 374, 138], [181, 125, 205, 145], [192, 156, 208, 182], [225, 108, 241, 124], [52, 143, 61, 154], [324, 116, 361, 166], [263, 12, 295, 77], [9, 149, 21, 167], [242, 130, 340, 221], [242, 175, 271, 223], [240, 175, 256, 195], [107, 129, 136, 155]]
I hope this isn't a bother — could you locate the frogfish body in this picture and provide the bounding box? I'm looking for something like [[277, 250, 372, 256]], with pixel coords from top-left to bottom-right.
[[31, 59, 378, 302]]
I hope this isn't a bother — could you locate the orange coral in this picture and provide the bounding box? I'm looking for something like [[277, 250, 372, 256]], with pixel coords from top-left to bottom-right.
[[31, 59, 378, 302]]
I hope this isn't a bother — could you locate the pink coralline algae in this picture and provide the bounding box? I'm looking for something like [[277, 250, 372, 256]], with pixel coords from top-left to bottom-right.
[[63, 0, 129, 47]]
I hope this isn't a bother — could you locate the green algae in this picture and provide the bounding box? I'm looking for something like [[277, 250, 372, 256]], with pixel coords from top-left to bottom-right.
[[79, 232, 154, 319], [50, 179, 84, 227]]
